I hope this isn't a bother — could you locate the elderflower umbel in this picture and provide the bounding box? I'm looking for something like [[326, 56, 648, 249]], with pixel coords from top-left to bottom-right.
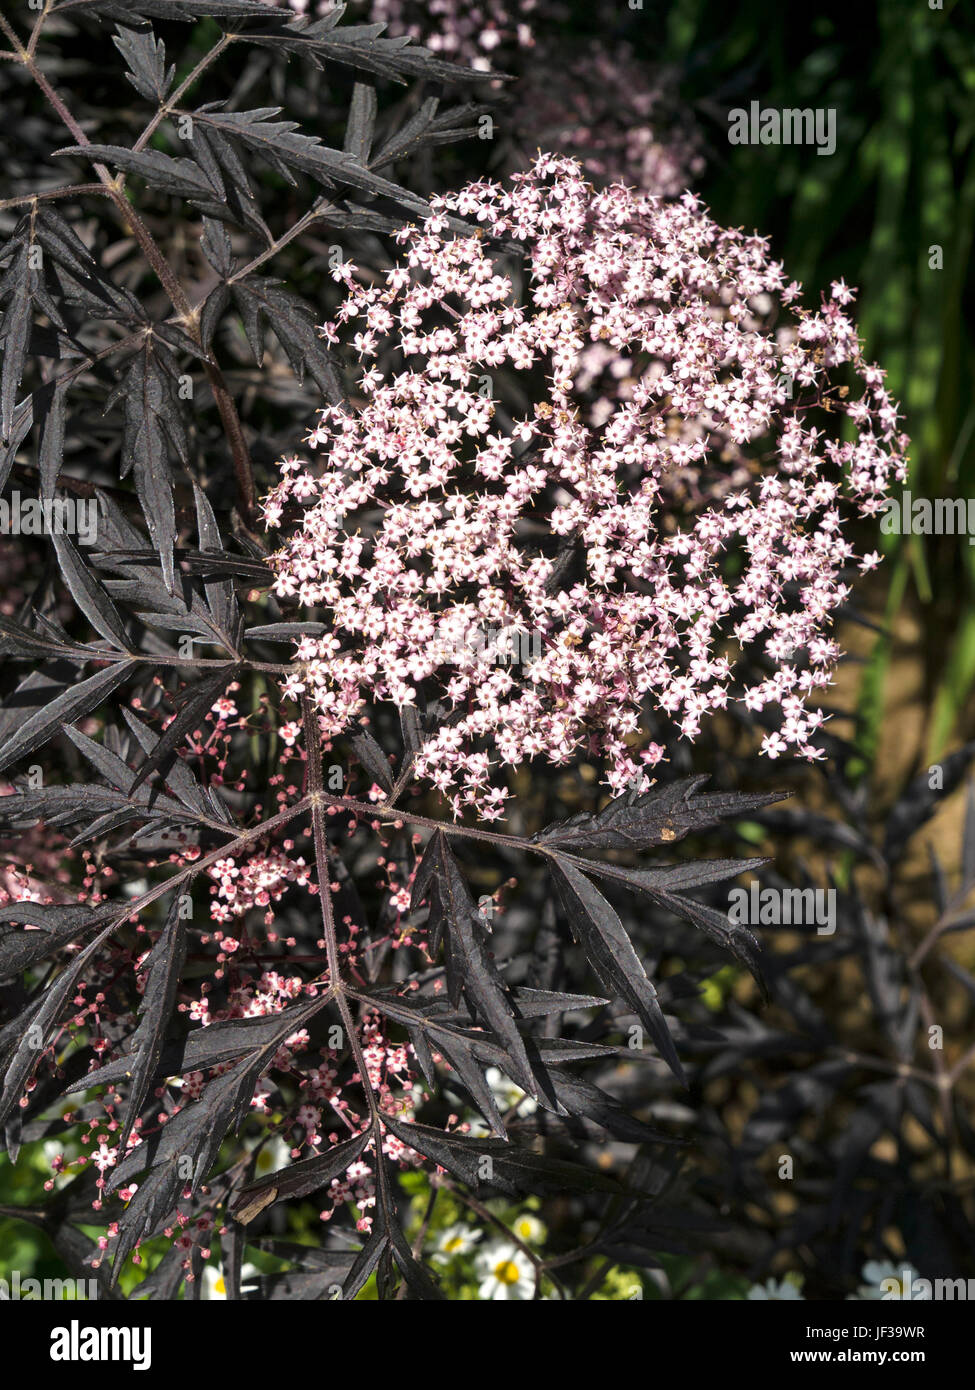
[[267, 156, 908, 819]]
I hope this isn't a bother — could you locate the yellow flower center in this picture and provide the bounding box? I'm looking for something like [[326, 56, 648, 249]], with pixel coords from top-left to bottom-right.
[[494, 1260, 521, 1285], [213, 1275, 226, 1296], [444, 1236, 464, 1253]]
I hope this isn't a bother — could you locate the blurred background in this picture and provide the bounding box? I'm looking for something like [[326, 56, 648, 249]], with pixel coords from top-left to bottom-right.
[[654, 0, 975, 788]]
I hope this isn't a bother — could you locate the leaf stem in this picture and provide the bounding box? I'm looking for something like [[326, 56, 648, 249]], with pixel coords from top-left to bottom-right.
[[0, 184, 108, 213], [131, 33, 233, 157], [4, 18, 257, 519]]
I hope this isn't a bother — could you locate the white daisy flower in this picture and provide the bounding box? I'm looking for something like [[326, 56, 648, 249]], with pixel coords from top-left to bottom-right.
[[510, 1213, 545, 1245], [475, 1242, 535, 1300], [853, 1261, 926, 1300], [246, 1133, 292, 1180], [202, 1261, 260, 1300], [485, 1067, 537, 1118], [747, 1276, 804, 1300], [431, 1222, 481, 1264]]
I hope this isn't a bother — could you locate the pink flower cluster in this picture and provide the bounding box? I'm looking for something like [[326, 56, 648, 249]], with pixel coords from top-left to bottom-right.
[[513, 41, 705, 197], [187, 991, 426, 1238], [208, 850, 312, 924], [263, 1, 702, 196], [69, 967, 422, 1257], [354, 0, 538, 70], [314, 1013, 424, 1233], [259, 0, 537, 69], [0, 782, 76, 906], [265, 155, 908, 818], [183, 967, 308, 1036]]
